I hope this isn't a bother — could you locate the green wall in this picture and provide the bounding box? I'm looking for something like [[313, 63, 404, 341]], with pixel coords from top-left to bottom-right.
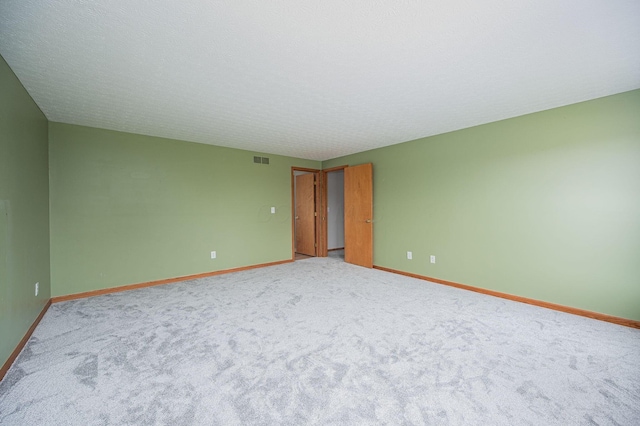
[[0, 55, 51, 368], [49, 123, 319, 297], [324, 90, 640, 320], [3, 51, 639, 374]]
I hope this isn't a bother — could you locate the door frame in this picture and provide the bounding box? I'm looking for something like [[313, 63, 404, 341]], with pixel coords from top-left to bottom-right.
[[291, 167, 322, 259], [319, 165, 348, 258]]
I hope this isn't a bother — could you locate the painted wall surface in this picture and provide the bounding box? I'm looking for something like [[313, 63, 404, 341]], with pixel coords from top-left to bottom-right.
[[0, 55, 50, 368], [49, 123, 319, 297], [327, 170, 344, 249], [324, 90, 640, 320]]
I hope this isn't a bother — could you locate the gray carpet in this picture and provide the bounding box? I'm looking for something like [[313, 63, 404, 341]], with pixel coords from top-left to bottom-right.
[[327, 249, 345, 260], [1, 257, 639, 425]]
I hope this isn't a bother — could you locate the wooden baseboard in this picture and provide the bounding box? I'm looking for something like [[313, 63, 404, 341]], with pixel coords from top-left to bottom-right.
[[0, 299, 52, 382], [373, 265, 640, 329], [51, 259, 293, 304], [6, 261, 634, 384], [2, 260, 293, 382]]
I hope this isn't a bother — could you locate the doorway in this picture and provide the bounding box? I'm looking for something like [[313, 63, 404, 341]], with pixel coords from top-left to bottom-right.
[[291, 163, 373, 267], [322, 167, 346, 261]]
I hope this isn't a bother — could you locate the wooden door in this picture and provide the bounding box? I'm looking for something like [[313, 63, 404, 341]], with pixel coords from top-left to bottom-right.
[[295, 173, 316, 256], [344, 163, 373, 268]]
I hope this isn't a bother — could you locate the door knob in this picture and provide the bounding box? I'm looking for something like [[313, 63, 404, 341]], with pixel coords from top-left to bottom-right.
[[295, 216, 299, 219], [365, 219, 372, 223]]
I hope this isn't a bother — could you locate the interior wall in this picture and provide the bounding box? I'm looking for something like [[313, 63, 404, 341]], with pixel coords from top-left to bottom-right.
[[323, 89, 640, 321], [327, 170, 344, 249], [0, 55, 50, 368], [49, 123, 319, 297]]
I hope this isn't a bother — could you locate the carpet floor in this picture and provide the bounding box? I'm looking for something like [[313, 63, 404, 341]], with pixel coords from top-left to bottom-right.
[[1, 257, 639, 425]]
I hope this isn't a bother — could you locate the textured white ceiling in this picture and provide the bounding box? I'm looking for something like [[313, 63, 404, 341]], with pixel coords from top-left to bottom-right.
[[1, 1, 639, 161]]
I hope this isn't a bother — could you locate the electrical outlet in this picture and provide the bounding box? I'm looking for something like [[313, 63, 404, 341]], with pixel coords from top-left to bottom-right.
[[430, 255, 436, 264], [407, 251, 412, 260], [211, 251, 217, 259], [35, 282, 39, 296]]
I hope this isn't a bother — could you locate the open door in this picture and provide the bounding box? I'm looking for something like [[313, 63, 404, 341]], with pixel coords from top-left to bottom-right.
[[344, 163, 373, 268], [295, 173, 316, 256]]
